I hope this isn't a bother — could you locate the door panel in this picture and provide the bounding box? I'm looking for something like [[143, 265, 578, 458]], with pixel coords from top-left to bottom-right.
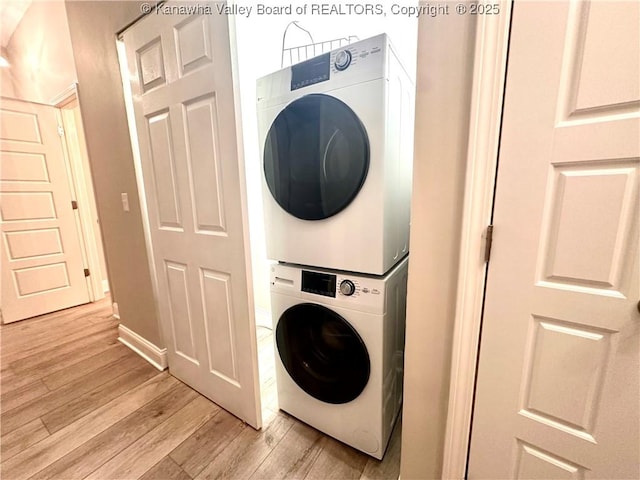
[[121, 3, 261, 428], [1, 99, 90, 323], [538, 162, 636, 292], [469, 2, 639, 478], [200, 269, 238, 382], [183, 95, 226, 234], [165, 260, 197, 362], [147, 112, 182, 229]]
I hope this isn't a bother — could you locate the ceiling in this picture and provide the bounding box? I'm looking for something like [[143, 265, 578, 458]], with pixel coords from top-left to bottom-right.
[[1, 0, 32, 48]]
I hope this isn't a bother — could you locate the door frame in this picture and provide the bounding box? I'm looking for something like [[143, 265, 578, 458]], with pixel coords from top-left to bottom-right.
[[115, 34, 162, 342], [111, 2, 512, 470], [441, 3, 513, 478], [50, 83, 109, 302]]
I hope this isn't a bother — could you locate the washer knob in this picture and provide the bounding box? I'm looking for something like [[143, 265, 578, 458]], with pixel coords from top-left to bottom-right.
[[339, 279, 356, 296], [334, 50, 352, 71]]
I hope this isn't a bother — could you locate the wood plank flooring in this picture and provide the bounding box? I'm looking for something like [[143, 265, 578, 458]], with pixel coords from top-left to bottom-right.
[[0, 298, 402, 479]]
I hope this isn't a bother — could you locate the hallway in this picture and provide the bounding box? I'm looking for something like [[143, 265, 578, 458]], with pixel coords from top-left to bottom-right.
[[0, 300, 401, 479]]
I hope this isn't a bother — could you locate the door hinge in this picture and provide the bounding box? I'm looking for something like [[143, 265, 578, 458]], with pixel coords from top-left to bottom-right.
[[484, 224, 494, 263], [57, 125, 65, 137], [71, 200, 78, 210], [84, 268, 90, 277]]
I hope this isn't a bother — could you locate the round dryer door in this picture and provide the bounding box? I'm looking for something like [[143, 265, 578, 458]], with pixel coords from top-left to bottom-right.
[[276, 303, 370, 404], [264, 94, 370, 220]]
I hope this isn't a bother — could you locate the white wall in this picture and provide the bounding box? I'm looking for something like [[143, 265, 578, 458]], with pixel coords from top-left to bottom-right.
[[5, 0, 76, 104], [66, 1, 164, 346], [1, 46, 15, 97], [0, 67, 15, 97], [400, 9, 477, 479], [233, 4, 418, 317]]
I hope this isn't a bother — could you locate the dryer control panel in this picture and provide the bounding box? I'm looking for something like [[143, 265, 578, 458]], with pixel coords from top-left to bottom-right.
[[257, 33, 400, 109], [289, 40, 384, 92], [291, 53, 331, 91]]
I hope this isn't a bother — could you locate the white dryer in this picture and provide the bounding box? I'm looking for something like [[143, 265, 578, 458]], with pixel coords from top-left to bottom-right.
[[269, 256, 408, 459], [257, 34, 414, 275]]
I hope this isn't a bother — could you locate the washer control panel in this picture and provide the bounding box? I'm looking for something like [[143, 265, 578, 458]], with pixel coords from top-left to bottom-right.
[[339, 279, 356, 296], [335, 275, 382, 299], [301, 270, 336, 298], [297, 269, 382, 301], [271, 262, 389, 313]]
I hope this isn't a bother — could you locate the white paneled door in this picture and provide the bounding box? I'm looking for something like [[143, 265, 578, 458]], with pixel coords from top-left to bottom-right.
[[469, 2, 639, 479], [121, 5, 261, 428], [1, 99, 90, 323]]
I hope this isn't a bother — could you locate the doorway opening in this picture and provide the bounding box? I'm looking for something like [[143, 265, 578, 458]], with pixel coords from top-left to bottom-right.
[[53, 87, 110, 303], [0, 94, 109, 324], [0, 0, 110, 324], [117, 4, 417, 469]]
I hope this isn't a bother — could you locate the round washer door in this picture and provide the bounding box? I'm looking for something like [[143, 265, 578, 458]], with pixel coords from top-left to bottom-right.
[[264, 94, 370, 220], [275, 303, 370, 404]]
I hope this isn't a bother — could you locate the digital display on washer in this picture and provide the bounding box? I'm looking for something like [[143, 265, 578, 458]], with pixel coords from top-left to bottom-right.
[[301, 270, 336, 297], [291, 53, 330, 91]]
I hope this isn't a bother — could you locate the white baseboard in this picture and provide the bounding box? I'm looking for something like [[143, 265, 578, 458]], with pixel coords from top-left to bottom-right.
[[118, 324, 168, 371], [255, 307, 272, 329], [103, 279, 110, 293]]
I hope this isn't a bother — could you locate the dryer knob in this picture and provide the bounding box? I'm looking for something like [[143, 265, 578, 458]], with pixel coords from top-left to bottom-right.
[[339, 279, 356, 296], [335, 50, 352, 71]]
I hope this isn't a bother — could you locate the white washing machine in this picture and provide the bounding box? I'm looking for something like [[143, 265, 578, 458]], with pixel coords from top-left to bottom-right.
[[269, 256, 408, 459], [257, 34, 414, 275]]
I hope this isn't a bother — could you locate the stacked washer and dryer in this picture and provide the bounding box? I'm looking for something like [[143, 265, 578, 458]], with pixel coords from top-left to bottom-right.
[[257, 34, 414, 459]]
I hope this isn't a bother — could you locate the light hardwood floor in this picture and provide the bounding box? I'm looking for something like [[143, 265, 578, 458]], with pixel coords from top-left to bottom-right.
[[0, 298, 401, 479]]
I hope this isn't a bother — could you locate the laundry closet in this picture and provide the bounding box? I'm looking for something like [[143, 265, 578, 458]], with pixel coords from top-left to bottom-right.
[[117, 4, 418, 461], [234, 15, 418, 460]]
